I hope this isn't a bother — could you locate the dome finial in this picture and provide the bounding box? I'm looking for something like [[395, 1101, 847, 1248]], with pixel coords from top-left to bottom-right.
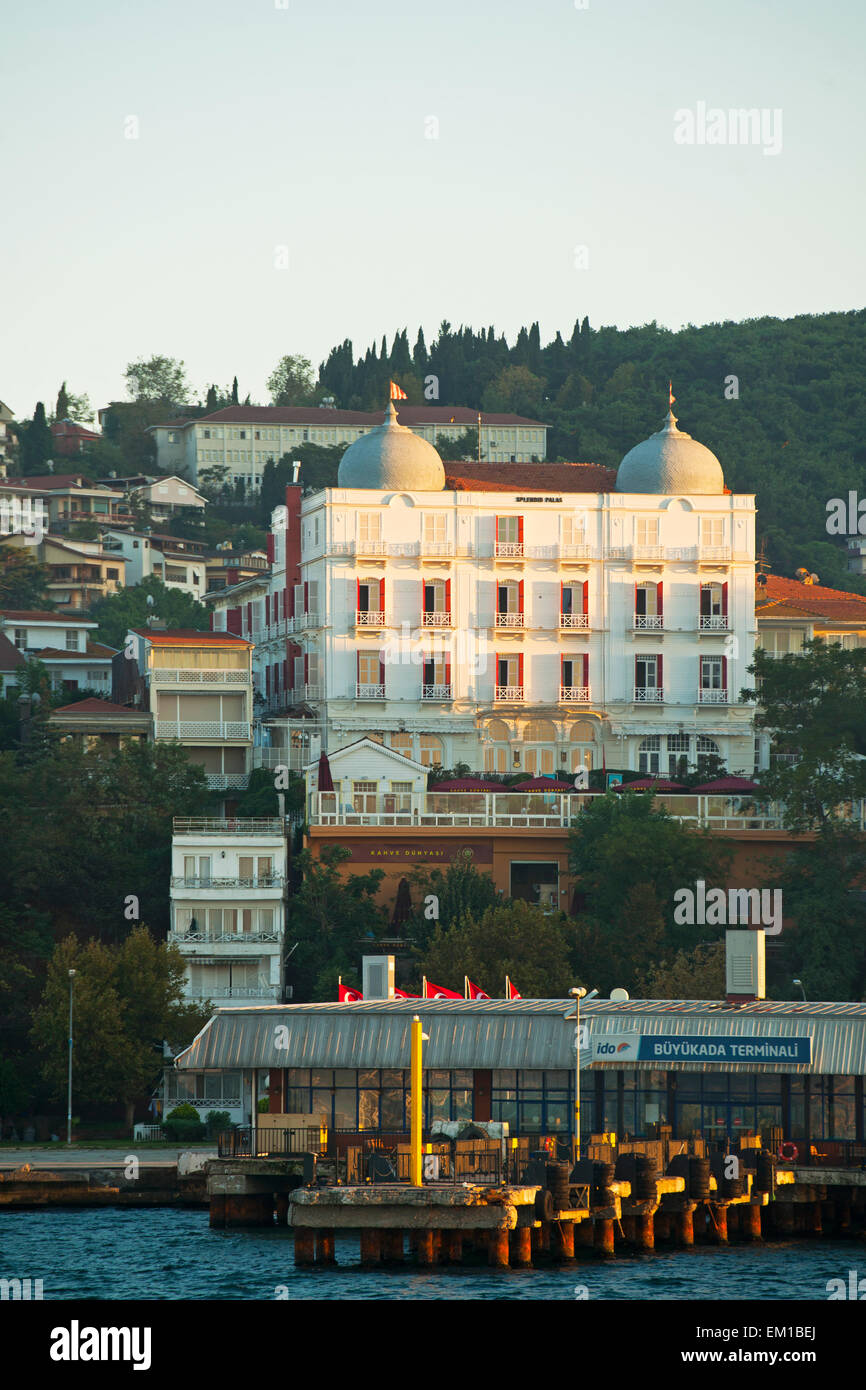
[[384, 398, 399, 426], [664, 380, 678, 430]]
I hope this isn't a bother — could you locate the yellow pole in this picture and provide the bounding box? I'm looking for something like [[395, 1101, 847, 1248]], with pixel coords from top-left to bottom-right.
[[410, 1015, 423, 1186]]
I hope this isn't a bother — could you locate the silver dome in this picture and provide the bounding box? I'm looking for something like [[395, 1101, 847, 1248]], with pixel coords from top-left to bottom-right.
[[616, 409, 725, 495], [338, 401, 446, 491]]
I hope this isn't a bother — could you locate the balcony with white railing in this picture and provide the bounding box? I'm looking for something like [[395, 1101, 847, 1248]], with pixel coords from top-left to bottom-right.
[[298, 612, 320, 630], [559, 686, 591, 703], [633, 544, 664, 561], [421, 684, 453, 701], [205, 772, 251, 791], [560, 612, 589, 630], [355, 610, 386, 628], [151, 668, 249, 684], [633, 614, 663, 631], [303, 684, 322, 702], [355, 540, 388, 558], [155, 720, 251, 740], [698, 688, 728, 704], [170, 875, 285, 889], [495, 685, 524, 701], [494, 541, 524, 559], [558, 543, 593, 561], [496, 611, 524, 629], [422, 610, 452, 627], [419, 541, 455, 560], [170, 929, 281, 944], [633, 687, 664, 703], [699, 614, 729, 631], [173, 817, 282, 833], [699, 545, 732, 562], [356, 683, 386, 700], [185, 985, 281, 1001]]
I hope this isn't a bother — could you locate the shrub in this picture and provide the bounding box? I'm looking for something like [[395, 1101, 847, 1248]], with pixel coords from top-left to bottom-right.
[[204, 1109, 231, 1137], [163, 1103, 206, 1142]]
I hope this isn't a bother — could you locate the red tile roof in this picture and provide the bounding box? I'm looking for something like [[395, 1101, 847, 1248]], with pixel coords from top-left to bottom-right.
[[50, 697, 144, 716], [0, 609, 95, 624], [154, 405, 549, 429], [445, 462, 616, 492], [0, 631, 25, 670], [18, 474, 92, 489], [31, 642, 116, 660], [756, 575, 866, 622], [131, 628, 252, 645]]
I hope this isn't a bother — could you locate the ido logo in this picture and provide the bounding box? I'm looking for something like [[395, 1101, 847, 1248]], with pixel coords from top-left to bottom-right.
[[597, 1042, 634, 1056]]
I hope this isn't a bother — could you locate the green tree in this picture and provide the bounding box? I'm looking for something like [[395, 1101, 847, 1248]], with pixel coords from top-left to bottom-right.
[[637, 940, 725, 1000], [286, 846, 387, 1001], [406, 856, 500, 940], [267, 354, 316, 406], [52, 382, 92, 424], [433, 427, 478, 462], [745, 639, 866, 828], [420, 901, 575, 998], [31, 928, 209, 1131], [88, 575, 209, 650], [124, 355, 190, 404], [774, 826, 866, 999], [482, 365, 545, 417], [18, 402, 53, 472], [0, 548, 53, 607]]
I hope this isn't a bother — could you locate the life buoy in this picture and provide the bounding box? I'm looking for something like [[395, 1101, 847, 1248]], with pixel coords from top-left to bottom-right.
[[778, 1141, 798, 1162]]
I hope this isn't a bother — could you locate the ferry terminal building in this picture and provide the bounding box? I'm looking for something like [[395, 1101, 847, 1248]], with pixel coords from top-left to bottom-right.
[[172, 997, 866, 1148]]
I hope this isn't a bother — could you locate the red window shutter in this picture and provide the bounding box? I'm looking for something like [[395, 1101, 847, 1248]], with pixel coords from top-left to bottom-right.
[[560, 580, 564, 615], [356, 577, 360, 613], [265, 665, 271, 695], [495, 516, 500, 543], [421, 577, 427, 614], [722, 581, 729, 616], [722, 654, 728, 691], [518, 652, 524, 687], [582, 579, 589, 614], [266, 533, 274, 563], [283, 659, 288, 689], [583, 653, 589, 686], [445, 577, 451, 613], [226, 609, 241, 635], [518, 578, 524, 614], [379, 577, 385, 611], [246, 602, 252, 633], [517, 516, 524, 544], [634, 582, 638, 614], [656, 581, 663, 618], [657, 654, 663, 691], [303, 581, 308, 612], [445, 654, 451, 686], [355, 651, 360, 681], [379, 653, 385, 686], [265, 595, 270, 625], [304, 654, 309, 683]]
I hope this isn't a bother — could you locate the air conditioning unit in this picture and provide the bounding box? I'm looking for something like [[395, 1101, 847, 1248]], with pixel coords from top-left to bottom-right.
[[725, 930, 766, 1001], [363, 955, 395, 1001]]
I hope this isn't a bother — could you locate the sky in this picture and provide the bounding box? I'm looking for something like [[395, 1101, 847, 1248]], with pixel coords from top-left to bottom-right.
[[1, 0, 864, 419]]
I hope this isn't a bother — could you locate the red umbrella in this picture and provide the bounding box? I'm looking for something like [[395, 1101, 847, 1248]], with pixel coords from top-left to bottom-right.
[[317, 751, 334, 793], [615, 777, 685, 792], [511, 777, 580, 792], [430, 778, 502, 791], [692, 776, 760, 793]]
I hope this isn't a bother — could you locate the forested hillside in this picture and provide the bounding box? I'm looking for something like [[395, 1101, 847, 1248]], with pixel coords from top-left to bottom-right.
[[317, 310, 866, 592]]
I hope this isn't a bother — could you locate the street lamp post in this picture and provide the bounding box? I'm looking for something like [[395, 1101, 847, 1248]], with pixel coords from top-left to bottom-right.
[[66, 969, 76, 1146], [568, 986, 587, 1166], [793, 978, 807, 1002]]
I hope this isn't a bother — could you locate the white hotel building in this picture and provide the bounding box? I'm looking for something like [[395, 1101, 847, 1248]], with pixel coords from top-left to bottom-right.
[[212, 400, 757, 779]]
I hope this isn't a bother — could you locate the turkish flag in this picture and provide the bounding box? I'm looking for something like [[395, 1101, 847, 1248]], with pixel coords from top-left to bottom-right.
[[466, 980, 490, 1000], [339, 983, 363, 1002], [394, 988, 421, 999], [425, 981, 462, 999], [506, 979, 522, 1000]]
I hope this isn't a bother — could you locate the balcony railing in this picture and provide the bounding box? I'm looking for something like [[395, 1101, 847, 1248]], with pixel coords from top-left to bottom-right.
[[356, 610, 386, 627], [634, 687, 664, 703], [699, 545, 732, 562], [170, 929, 281, 944], [151, 668, 249, 684], [205, 773, 250, 791], [355, 540, 388, 557], [356, 683, 386, 700], [633, 614, 663, 630], [559, 685, 591, 703], [171, 875, 284, 889], [494, 541, 524, 558], [173, 817, 282, 833], [559, 543, 593, 560], [155, 720, 251, 740], [495, 685, 524, 701], [699, 615, 729, 631], [633, 544, 664, 561], [422, 611, 452, 627], [698, 688, 728, 704], [298, 612, 320, 629], [420, 541, 454, 558], [560, 612, 589, 629], [185, 986, 281, 1000], [421, 684, 453, 701], [303, 684, 322, 701], [495, 611, 524, 628]]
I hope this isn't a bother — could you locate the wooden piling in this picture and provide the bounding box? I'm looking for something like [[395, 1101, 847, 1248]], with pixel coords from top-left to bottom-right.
[[511, 1226, 533, 1266], [209, 1194, 226, 1229], [316, 1230, 336, 1265], [416, 1229, 435, 1266], [594, 1218, 615, 1256], [383, 1229, 404, 1263], [488, 1228, 510, 1268], [360, 1229, 383, 1265], [637, 1213, 655, 1251], [807, 1201, 823, 1236], [654, 1211, 671, 1242], [744, 1202, 763, 1241], [294, 1228, 316, 1267], [445, 1230, 463, 1265], [224, 1193, 273, 1227], [711, 1204, 728, 1244], [674, 1208, 694, 1247], [553, 1221, 576, 1259]]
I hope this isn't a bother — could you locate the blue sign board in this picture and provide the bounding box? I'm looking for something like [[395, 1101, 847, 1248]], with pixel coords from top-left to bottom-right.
[[635, 1034, 811, 1064]]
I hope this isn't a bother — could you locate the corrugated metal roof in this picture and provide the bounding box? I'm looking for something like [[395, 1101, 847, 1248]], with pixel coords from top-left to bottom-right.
[[174, 999, 866, 1075]]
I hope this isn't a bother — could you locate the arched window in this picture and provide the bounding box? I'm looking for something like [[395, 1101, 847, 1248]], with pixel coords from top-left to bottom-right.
[[389, 732, 412, 759]]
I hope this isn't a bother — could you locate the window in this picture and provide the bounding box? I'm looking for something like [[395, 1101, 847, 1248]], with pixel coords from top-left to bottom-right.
[[423, 513, 447, 546], [203, 429, 211, 439], [419, 734, 443, 767], [700, 656, 725, 691], [702, 517, 725, 547], [86, 669, 106, 683], [636, 517, 659, 546], [239, 430, 246, 440], [353, 781, 377, 812], [389, 732, 413, 759], [561, 515, 586, 548], [635, 654, 659, 688], [638, 736, 661, 775], [358, 512, 382, 544], [496, 516, 521, 545], [13, 629, 26, 650], [106, 568, 119, 580], [357, 652, 382, 687], [667, 733, 690, 777], [65, 631, 80, 651]]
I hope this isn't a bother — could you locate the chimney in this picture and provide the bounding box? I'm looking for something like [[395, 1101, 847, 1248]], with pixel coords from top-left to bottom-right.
[[363, 955, 395, 1000], [725, 929, 765, 1003]]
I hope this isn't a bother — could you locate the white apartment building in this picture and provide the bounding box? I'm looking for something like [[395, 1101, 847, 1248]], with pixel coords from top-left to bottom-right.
[[0, 608, 115, 693], [117, 628, 254, 790], [102, 529, 207, 598], [150, 405, 548, 490], [168, 817, 287, 1005]]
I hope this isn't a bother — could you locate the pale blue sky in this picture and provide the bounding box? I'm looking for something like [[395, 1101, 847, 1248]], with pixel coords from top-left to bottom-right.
[[1, 0, 863, 417]]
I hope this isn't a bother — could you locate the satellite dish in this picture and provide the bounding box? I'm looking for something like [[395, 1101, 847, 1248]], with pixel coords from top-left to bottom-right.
[[610, 988, 630, 1003]]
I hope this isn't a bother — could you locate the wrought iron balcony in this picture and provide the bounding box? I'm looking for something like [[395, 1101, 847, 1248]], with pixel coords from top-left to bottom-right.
[[356, 610, 386, 627], [422, 611, 452, 627], [634, 687, 664, 703], [356, 683, 386, 700], [559, 686, 591, 703], [495, 611, 524, 628], [421, 684, 453, 701], [699, 614, 729, 631], [495, 685, 524, 701], [633, 614, 663, 630], [698, 688, 728, 704], [560, 612, 589, 629]]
